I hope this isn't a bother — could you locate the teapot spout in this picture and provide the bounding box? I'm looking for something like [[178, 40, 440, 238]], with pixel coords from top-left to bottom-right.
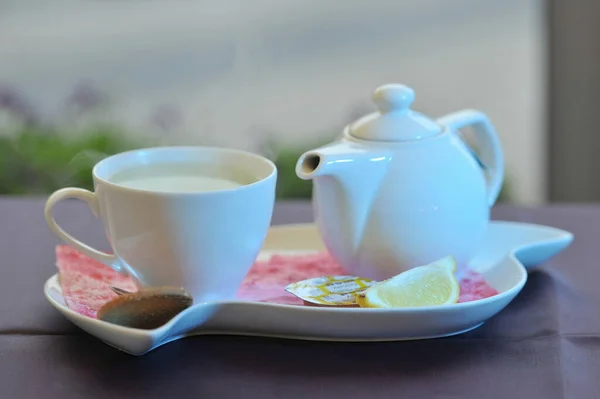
[[296, 142, 391, 266], [296, 142, 390, 180]]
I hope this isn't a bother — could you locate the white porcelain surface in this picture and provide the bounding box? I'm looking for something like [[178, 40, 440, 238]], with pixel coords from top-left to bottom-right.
[[44, 146, 277, 302], [296, 84, 505, 280], [45, 221, 572, 356]]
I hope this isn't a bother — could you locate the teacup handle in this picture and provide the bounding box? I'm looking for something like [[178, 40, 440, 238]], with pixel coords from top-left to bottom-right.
[[44, 188, 125, 275]]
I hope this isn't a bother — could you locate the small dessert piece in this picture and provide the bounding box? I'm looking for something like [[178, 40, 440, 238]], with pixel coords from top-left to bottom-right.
[[356, 256, 460, 308]]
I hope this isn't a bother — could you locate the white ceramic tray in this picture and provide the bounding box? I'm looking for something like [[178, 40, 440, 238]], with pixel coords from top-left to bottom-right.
[[45, 221, 573, 356]]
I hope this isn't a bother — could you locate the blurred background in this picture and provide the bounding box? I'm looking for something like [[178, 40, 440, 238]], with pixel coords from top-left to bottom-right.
[[1, 0, 591, 204]]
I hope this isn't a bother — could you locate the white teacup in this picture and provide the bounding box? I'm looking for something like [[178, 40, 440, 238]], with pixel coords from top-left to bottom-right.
[[45, 146, 277, 302]]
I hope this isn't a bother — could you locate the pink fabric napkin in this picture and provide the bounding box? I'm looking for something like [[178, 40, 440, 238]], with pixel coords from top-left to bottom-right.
[[55, 245, 498, 318]]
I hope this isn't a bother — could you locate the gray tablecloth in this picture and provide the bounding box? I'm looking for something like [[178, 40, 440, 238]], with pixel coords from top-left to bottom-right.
[[1, 197, 597, 398]]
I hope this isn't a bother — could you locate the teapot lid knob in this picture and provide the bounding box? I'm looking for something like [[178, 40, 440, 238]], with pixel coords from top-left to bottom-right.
[[348, 83, 442, 142], [373, 84, 415, 113]]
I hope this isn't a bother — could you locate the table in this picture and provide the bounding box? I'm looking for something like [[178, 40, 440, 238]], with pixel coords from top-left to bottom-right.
[[1, 197, 598, 398]]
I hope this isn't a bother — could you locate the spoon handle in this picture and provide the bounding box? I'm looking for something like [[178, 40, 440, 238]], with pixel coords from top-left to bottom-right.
[[109, 286, 132, 296]]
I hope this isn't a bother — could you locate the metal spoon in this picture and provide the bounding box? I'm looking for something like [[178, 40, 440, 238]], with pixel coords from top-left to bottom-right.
[[97, 286, 193, 330], [108, 286, 131, 296]]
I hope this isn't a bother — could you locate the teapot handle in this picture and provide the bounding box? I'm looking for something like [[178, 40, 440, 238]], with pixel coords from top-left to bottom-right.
[[437, 110, 504, 206]]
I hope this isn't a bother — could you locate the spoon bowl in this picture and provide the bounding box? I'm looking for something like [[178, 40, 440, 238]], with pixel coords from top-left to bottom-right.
[[97, 286, 193, 329]]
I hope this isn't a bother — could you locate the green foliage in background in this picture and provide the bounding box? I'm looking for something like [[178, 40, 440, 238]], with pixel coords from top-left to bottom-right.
[[0, 123, 323, 199], [273, 147, 314, 199], [0, 125, 511, 202], [0, 124, 144, 194], [0, 83, 511, 201]]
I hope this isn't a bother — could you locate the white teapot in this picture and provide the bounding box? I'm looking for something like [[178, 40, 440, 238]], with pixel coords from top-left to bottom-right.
[[295, 84, 504, 280]]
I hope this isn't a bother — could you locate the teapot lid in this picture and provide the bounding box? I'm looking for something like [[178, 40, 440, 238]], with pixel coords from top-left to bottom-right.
[[349, 84, 443, 141]]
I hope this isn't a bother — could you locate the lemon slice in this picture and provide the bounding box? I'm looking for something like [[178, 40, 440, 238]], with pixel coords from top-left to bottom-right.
[[355, 256, 459, 308]]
